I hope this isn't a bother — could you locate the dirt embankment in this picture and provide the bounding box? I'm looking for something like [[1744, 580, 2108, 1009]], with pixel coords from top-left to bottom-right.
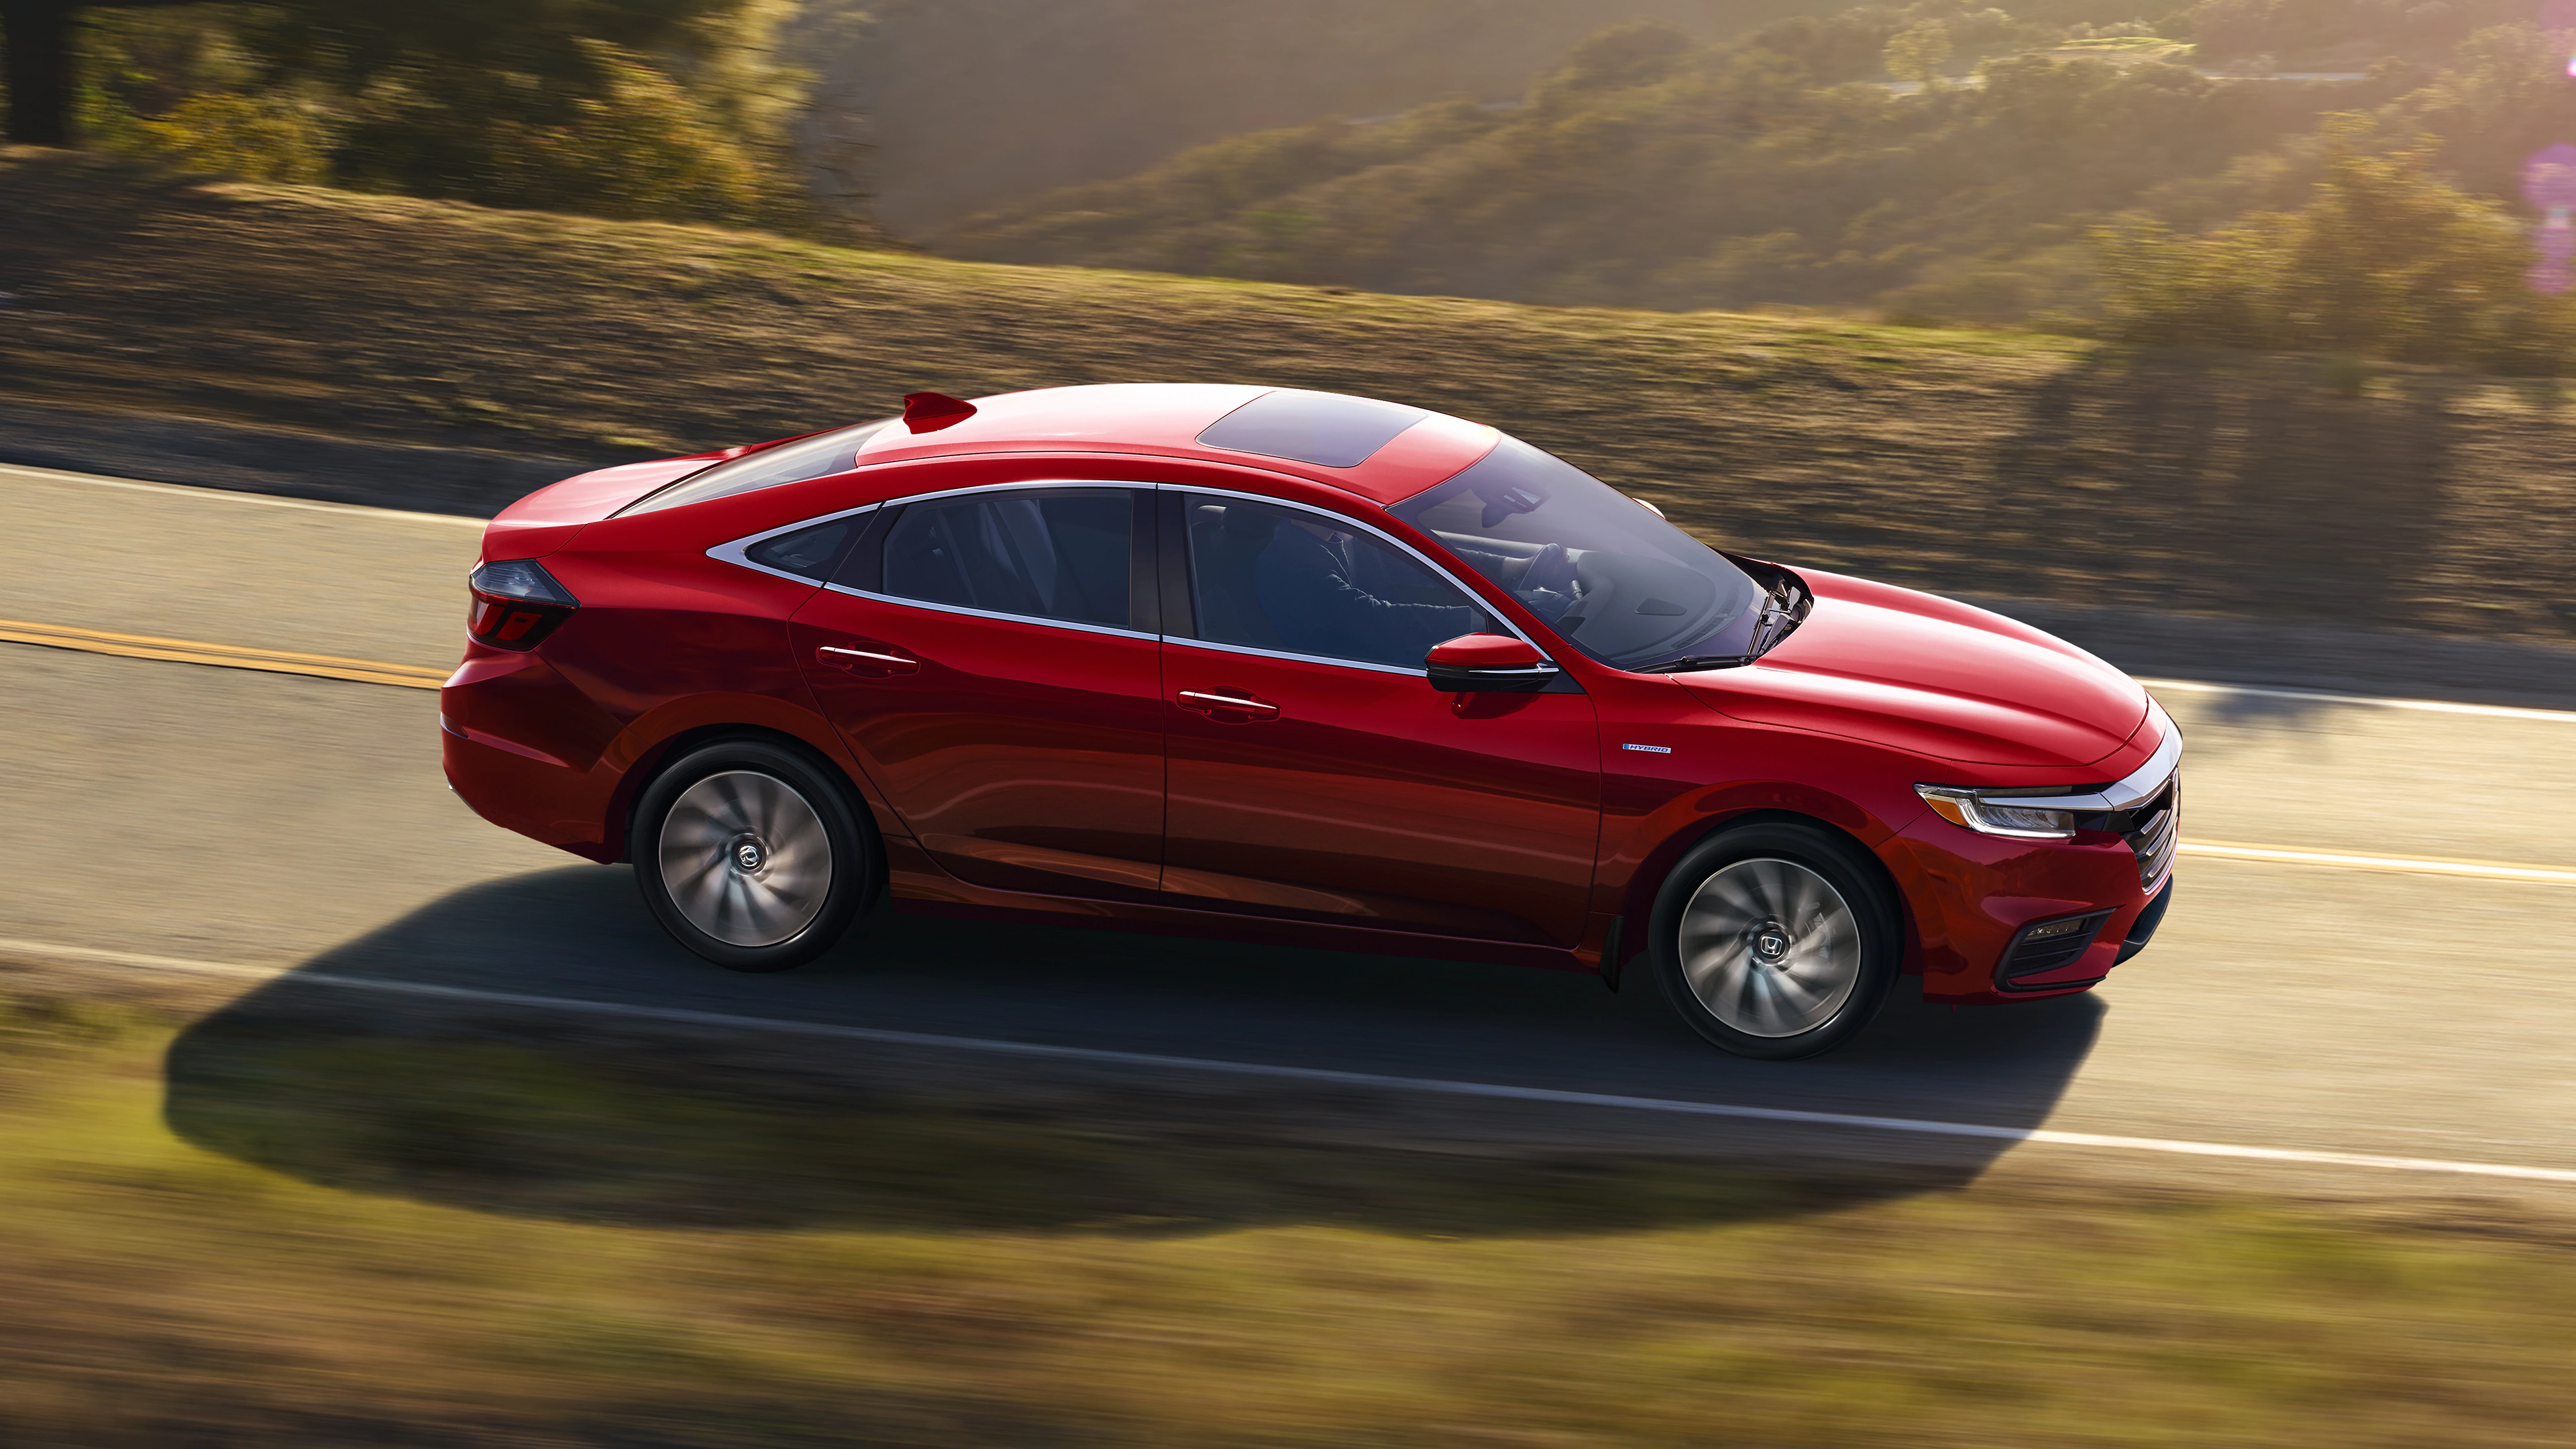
[[5, 147, 2573, 650]]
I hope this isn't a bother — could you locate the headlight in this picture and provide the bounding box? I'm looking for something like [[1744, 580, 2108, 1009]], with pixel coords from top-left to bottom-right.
[[1914, 785, 2075, 841]]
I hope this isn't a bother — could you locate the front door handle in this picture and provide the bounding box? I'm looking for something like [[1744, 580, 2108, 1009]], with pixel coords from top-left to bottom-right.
[[1176, 688, 1280, 722], [818, 644, 920, 676]]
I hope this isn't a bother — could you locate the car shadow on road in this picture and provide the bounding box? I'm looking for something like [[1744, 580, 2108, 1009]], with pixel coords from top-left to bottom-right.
[[164, 865, 2103, 1237]]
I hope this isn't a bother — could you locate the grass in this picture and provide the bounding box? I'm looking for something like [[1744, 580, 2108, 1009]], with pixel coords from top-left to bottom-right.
[[4, 148, 2576, 643], [4, 977, 2575, 1447]]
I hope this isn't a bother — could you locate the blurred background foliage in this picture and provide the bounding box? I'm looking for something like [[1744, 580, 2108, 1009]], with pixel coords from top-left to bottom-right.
[[3, 0, 2573, 367], [928, 0, 2576, 368], [2099, 142, 2576, 372], [29, 0, 830, 229]]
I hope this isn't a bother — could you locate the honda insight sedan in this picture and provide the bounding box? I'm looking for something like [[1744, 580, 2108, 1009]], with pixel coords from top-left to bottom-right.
[[443, 384, 2178, 1059]]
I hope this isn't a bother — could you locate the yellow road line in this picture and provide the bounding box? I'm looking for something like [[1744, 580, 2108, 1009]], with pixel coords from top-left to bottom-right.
[[0, 618, 447, 690], [7, 619, 2576, 888], [2181, 841, 2576, 886]]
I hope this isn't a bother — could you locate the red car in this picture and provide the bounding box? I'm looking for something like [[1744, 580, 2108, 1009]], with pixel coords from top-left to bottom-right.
[[443, 384, 2178, 1059]]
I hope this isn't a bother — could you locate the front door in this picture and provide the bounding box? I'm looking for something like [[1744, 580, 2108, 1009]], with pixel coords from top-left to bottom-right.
[[790, 485, 1166, 899], [1158, 490, 1601, 946]]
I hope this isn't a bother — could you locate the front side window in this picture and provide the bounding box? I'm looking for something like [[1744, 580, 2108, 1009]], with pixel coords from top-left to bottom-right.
[[1182, 494, 1495, 669], [880, 488, 1136, 629], [1391, 437, 1764, 671]]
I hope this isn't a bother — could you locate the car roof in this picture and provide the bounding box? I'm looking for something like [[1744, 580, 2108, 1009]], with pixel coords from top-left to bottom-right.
[[850, 383, 1503, 507]]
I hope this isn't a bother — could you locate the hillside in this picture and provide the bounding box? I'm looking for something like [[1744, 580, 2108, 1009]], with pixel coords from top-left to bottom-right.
[[808, 0, 1861, 232], [2, 146, 2572, 651], [928, 2, 2571, 321]]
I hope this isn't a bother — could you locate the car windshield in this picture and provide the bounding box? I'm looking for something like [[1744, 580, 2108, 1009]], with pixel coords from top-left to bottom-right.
[[1390, 435, 1766, 672]]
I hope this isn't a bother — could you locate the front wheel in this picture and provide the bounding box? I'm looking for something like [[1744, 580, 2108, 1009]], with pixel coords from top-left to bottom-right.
[[1648, 822, 1899, 1060], [631, 739, 874, 972]]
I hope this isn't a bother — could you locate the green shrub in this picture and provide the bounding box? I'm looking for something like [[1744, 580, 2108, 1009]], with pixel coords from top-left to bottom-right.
[[401, 40, 794, 226], [2096, 146, 2576, 372], [136, 92, 333, 184], [56, 0, 822, 231]]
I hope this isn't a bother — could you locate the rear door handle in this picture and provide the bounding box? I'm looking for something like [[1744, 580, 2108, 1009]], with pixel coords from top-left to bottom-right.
[[1176, 688, 1280, 722], [818, 644, 920, 676]]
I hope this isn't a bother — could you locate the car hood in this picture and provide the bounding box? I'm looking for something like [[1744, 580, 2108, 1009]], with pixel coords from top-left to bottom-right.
[[1675, 570, 2150, 771]]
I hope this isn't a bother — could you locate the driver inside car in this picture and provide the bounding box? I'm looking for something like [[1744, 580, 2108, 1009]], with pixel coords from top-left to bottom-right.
[[1253, 515, 1484, 667]]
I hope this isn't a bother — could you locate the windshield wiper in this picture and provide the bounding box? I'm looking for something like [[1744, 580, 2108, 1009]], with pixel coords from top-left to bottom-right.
[[1642, 582, 1803, 673], [1744, 581, 1805, 658], [1637, 653, 1751, 673]]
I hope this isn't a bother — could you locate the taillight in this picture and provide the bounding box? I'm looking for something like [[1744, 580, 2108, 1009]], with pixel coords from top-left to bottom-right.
[[468, 559, 579, 651]]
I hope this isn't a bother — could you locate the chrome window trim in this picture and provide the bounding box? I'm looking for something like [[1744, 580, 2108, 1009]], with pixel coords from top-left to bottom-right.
[[1165, 634, 1428, 678], [704, 502, 884, 588], [815, 582, 1159, 643], [1983, 702, 2184, 813], [860, 478, 1144, 509], [706, 478, 1561, 672], [1161, 480, 1558, 665]]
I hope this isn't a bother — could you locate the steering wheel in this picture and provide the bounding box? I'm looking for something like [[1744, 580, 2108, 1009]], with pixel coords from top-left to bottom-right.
[[1522, 542, 1577, 599]]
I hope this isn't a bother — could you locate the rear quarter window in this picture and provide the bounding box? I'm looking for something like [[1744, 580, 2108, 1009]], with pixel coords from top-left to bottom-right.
[[744, 519, 861, 580]]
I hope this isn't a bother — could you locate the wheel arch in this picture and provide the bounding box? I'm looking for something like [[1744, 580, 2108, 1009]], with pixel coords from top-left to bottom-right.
[[605, 721, 885, 893], [1617, 806, 1925, 979]]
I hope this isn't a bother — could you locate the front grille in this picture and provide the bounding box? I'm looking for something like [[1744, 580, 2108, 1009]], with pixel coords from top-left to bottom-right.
[[2081, 773, 2180, 888], [2126, 775, 2180, 887], [1998, 910, 2112, 987]]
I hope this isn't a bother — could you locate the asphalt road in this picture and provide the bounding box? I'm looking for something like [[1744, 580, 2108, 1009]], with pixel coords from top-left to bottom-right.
[[6, 460, 2575, 1194]]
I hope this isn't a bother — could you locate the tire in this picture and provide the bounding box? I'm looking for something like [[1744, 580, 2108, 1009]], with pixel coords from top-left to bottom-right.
[[1648, 820, 1900, 1060], [629, 738, 875, 972]]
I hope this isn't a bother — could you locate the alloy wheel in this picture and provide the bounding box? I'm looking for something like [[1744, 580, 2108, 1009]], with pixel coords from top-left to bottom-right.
[[1676, 857, 1862, 1038], [657, 769, 835, 947]]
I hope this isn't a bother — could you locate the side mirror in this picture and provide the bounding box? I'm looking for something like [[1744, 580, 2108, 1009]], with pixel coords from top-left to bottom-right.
[[1425, 633, 1560, 694]]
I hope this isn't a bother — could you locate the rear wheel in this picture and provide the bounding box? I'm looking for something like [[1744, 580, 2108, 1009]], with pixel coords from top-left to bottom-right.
[[1649, 821, 1898, 1060], [631, 739, 873, 971]]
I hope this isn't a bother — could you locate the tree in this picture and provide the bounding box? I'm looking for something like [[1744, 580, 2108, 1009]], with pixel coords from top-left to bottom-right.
[[2096, 146, 2574, 370], [229, 0, 796, 214], [1, 0, 196, 146], [3, 1, 763, 153]]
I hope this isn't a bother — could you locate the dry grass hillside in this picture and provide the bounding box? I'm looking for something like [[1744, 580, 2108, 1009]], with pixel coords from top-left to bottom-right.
[[819, 0, 1842, 231], [3, 147, 2573, 647]]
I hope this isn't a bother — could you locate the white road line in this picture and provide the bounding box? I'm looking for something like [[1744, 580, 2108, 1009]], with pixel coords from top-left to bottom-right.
[[0, 461, 488, 528], [7, 936, 2573, 1187], [2179, 841, 2576, 885], [2142, 677, 2576, 723]]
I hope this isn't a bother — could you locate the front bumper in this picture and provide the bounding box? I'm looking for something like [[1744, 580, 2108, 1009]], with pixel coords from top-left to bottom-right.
[[2115, 875, 2175, 964], [1888, 814, 2177, 1004]]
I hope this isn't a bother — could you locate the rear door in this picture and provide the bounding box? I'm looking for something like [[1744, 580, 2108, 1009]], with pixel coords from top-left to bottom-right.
[[788, 484, 1167, 899], [1157, 488, 1602, 947]]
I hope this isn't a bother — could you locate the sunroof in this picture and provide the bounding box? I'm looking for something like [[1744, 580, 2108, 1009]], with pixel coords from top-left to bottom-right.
[[1195, 390, 1427, 468]]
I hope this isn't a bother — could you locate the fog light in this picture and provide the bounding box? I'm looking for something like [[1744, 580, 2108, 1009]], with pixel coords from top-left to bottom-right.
[[2023, 916, 2092, 940]]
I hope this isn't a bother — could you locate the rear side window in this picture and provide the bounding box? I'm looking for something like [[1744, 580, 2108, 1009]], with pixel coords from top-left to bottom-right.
[[1181, 494, 1494, 669], [743, 518, 859, 580], [879, 488, 1136, 629]]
